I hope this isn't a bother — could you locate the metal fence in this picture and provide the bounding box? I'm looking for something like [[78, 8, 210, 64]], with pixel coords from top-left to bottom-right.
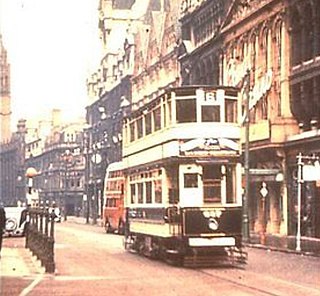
[[25, 208, 55, 273]]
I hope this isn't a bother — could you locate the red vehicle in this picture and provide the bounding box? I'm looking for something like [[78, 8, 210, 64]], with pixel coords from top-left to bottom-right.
[[103, 161, 125, 234]]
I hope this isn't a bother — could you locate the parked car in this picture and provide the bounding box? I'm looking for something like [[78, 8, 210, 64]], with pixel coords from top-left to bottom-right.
[[48, 207, 62, 222], [4, 206, 29, 237]]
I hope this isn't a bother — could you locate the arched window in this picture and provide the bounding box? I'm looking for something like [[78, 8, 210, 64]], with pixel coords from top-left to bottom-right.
[[304, 2, 314, 61], [290, 6, 302, 65], [250, 33, 257, 82], [274, 20, 282, 71], [261, 26, 269, 72]]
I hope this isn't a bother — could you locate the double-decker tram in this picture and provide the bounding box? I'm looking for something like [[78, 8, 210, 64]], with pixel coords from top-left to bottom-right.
[[122, 86, 247, 267], [103, 161, 125, 234]]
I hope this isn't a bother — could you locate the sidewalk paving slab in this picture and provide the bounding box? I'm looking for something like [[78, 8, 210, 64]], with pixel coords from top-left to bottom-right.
[[0, 239, 45, 278]]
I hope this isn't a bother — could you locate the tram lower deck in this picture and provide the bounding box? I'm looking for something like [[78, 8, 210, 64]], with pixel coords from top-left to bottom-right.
[[124, 206, 247, 267]]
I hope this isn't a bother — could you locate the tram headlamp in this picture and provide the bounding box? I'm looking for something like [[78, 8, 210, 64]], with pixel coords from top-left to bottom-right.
[[208, 218, 219, 231]]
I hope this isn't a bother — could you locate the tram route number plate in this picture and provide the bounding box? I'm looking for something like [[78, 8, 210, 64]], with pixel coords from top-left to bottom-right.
[[189, 237, 235, 247]]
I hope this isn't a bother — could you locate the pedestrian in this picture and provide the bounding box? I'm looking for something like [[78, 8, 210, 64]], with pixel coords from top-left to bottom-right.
[[0, 204, 6, 257]]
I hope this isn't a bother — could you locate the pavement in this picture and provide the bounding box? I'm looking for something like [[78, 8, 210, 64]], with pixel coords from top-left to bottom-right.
[[0, 238, 45, 277], [0, 216, 99, 278], [1, 216, 319, 278]]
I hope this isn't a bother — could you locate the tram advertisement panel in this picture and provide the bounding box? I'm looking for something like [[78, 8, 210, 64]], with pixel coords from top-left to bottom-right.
[[179, 137, 239, 157]]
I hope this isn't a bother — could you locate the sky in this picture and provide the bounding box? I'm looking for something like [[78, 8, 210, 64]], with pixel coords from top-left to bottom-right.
[[0, 0, 102, 127]]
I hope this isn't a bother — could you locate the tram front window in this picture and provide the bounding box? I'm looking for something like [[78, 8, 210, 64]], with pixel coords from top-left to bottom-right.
[[176, 99, 196, 123], [184, 173, 198, 188], [201, 105, 220, 122]]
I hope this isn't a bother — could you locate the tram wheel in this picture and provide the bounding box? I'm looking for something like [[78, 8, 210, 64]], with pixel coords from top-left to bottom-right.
[[104, 221, 112, 233], [165, 251, 183, 266], [117, 220, 125, 235]]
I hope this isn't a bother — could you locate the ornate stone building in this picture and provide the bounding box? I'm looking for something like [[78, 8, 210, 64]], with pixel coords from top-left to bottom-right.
[[285, 0, 320, 240], [220, 0, 300, 240], [179, 0, 229, 86], [131, 0, 181, 107], [178, 0, 320, 248], [86, 0, 181, 217], [24, 112, 86, 216], [0, 120, 27, 206]]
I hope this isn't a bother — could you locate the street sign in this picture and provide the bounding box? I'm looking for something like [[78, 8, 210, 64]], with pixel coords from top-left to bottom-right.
[[302, 164, 320, 181], [260, 182, 268, 197]]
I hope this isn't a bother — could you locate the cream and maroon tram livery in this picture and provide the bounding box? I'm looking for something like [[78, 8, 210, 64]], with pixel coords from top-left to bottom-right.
[[122, 86, 247, 266]]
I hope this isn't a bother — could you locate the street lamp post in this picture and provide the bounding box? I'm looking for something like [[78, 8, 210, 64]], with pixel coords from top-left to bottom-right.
[[61, 149, 74, 221], [296, 153, 303, 252], [83, 129, 90, 224], [91, 146, 102, 225], [243, 70, 251, 242], [26, 167, 38, 207]]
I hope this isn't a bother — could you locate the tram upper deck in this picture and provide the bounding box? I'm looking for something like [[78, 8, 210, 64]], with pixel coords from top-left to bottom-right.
[[122, 86, 241, 169]]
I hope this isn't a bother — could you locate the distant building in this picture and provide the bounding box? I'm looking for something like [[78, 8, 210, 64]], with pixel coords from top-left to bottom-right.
[[24, 110, 87, 216], [0, 37, 26, 206], [0, 119, 27, 206], [0, 34, 11, 143]]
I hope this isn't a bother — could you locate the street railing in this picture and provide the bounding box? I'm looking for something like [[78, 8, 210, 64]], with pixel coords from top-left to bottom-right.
[[25, 207, 55, 273]]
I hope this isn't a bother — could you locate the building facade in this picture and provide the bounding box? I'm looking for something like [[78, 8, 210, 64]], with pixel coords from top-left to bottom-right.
[[0, 120, 27, 206], [131, 0, 181, 107], [178, 0, 320, 251], [24, 112, 86, 216], [285, 0, 320, 240]]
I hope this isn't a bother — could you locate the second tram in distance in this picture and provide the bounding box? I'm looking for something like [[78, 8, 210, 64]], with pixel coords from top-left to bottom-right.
[[122, 85, 247, 267]]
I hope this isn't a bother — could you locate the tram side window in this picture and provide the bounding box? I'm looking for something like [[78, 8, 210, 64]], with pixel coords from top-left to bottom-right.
[[153, 107, 161, 131], [154, 179, 162, 203], [201, 105, 220, 122], [146, 181, 152, 203], [225, 99, 237, 123], [145, 112, 152, 135], [130, 122, 135, 142], [176, 99, 196, 123], [137, 183, 143, 203], [203, 165, 221, 203], [106, 198, 116, 208], [130, 184, 136, 203], [137, 117, 143, 139]]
